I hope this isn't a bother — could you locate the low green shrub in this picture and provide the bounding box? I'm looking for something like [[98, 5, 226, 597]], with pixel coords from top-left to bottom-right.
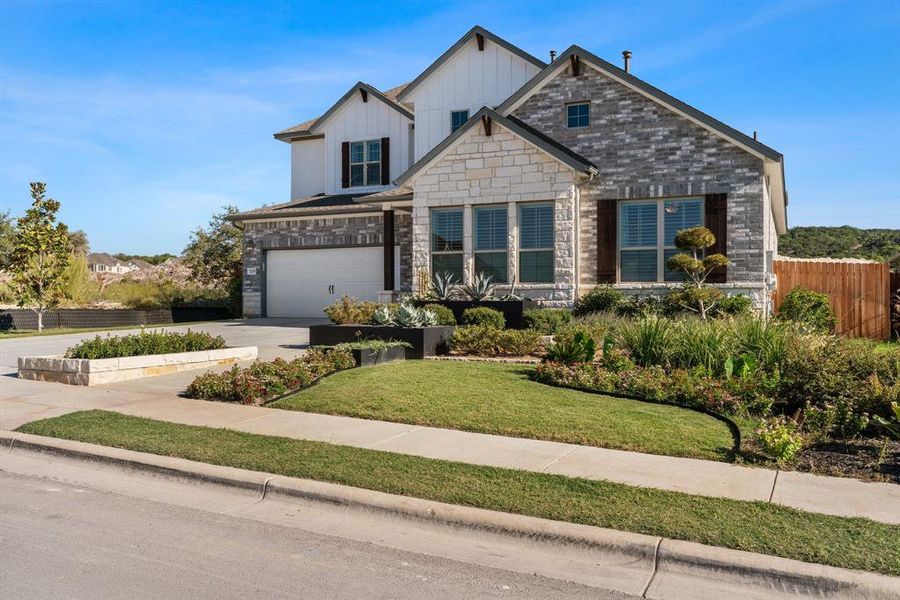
[[716, 294, 754, 316], [461, 306, 505, 328], [574, 285, 624, 316], [544, 330, 596, 364], [779, 287, 837, 333], [322, 340, 411, 351], [523, 308, 572, 334], [451, 325, 542, 356], [325, 295, 379, 325], [555, 312, 622, 347], [65, 329, 226, 359], [185, 347, 354, 405], [755, 416, 804, 462], [422, 303, 456, 326]]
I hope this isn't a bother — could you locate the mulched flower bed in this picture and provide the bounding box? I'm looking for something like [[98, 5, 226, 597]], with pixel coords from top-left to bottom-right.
[[791, 439, 900, 484]]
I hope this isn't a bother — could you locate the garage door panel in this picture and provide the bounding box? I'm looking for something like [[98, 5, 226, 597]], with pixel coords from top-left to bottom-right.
[[265, 246, 399, 318]]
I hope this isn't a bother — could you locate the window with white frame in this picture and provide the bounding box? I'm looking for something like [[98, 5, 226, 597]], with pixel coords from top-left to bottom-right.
[[618, 198, 704, 282], [450, 110, 469, 133], [518, 203, 554, 283], [431, 208, 463, 282], [474, 206, 507, 283], [349, 140, 381, 187]]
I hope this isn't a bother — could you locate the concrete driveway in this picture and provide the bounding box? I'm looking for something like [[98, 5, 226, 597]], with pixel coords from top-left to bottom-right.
[[0, 318, 319, 429]]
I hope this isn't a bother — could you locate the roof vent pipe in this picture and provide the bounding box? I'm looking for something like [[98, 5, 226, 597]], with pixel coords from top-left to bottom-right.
[[550, 49, 557, 62], [622, 50, 632, 73], [753, 131, 758, 140]]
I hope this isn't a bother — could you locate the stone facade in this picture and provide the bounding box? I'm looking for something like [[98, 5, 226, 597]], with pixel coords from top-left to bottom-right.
[[409, 124, 581, 306], [512, 63, 774, 304], [241, 212, 412, 317]]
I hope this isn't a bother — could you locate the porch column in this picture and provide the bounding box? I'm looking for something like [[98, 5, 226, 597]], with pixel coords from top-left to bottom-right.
[[383, 209, 395, 291]]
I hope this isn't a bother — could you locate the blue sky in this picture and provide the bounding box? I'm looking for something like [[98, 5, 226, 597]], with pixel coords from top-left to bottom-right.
[[1, 0, 898, 254]]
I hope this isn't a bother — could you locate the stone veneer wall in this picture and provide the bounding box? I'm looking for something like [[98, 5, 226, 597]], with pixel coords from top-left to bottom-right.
[[410, 124, 580, 306], [512, 63, 771, 307], [241, 212, 412, 317]]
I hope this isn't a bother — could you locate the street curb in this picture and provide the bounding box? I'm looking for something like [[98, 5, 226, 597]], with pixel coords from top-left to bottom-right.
[[3, 429, 897, 599]]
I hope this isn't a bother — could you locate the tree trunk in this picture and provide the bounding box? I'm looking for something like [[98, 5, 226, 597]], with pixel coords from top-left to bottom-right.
[[37, 310, 43, 332]]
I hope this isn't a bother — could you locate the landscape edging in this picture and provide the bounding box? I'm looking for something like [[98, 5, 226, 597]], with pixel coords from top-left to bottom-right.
[[2, 429, 897, 599]]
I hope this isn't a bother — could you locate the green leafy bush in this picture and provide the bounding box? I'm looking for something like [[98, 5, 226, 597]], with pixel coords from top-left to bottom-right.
[[555, 312, 623, 347], [450, 325, 542, 356], [422, 303, 456, 326], [523, 308, 573, 334], [545, 330, 596, 364], [185, 347, 354, 405], [779, 287, 837, 333], [574, 285, 624, 316], [716, 294, 753, 316], [325, 295, 379, 325], [461, 306, 505, 328], [755, 417, 804, 462], [65, 329, 226, 359]]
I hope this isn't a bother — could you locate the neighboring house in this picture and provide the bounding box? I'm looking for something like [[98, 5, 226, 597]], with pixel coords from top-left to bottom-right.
[[87, 253, 144, 274], [230, 26, 787, 318]]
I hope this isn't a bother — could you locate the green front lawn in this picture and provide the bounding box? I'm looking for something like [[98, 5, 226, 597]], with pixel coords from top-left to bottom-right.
[[271, 361, 736, 461], [0, 321, 216, 338], [18, 410, 900, 576]]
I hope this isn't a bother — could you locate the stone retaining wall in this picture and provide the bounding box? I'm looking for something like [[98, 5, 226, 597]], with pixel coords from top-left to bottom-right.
[[18, 346, 258, 386]]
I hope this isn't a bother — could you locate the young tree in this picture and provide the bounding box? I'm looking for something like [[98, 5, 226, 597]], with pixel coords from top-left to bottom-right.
[[183, 205, 243, 315], [666, 226, 729, 319], [0, 210, 14, 270], [10, 183, 72, 330], [67, 229, 90, 256]]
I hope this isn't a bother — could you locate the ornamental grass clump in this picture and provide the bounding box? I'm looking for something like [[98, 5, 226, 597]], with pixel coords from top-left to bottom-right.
[[65, 329, 226, 359]]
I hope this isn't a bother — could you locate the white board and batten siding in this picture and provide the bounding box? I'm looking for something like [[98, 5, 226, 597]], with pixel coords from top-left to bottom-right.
[[265, 246, 401, 318], [319, 94, 413, 195], [290, 137, 325, 199], [405, 37, 543, 161]]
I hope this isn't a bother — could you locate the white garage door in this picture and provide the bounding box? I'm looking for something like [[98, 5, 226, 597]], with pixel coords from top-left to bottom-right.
[[265, 246, 400, 318]]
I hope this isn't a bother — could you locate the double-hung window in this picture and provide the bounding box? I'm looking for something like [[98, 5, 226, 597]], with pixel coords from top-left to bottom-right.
[[566, 102, 590, 128], [431, 208, 463, 282], [450, 110, 469, 133], [518, 203, 554, 283], [618, 198, 704, 282], [474, 206, 507, 283], [349, 140, 381, 187]]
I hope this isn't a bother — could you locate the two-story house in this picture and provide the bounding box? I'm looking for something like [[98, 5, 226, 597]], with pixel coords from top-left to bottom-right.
[[231, 26, 786, 318]]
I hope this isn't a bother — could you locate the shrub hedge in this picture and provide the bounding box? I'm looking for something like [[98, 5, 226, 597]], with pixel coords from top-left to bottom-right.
[[422, 303, 457, 326], [778, 286, 837, 333], [65, 329, 226, 359], [186, 347, 354, 405], [451, 325, 542, 356], [523, 308, 573, 334]]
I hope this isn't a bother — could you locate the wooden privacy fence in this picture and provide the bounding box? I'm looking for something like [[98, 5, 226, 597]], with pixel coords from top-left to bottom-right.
[[773, 258, 892, 340]]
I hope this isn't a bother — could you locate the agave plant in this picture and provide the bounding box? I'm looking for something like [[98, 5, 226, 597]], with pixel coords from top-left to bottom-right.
[[420, 309, 439, 327], [394, 303, 424, 327], [371, 305, 395, 326], [496, 279, 524, 301], [464, 273, 495, 301], [430, 272, 458, 300]]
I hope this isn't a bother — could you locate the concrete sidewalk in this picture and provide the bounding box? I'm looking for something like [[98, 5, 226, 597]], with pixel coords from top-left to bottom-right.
[[3, 381, 898, 524]]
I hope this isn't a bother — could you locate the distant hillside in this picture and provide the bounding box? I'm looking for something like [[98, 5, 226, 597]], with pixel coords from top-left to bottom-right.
[[779, 226, 900, 262]]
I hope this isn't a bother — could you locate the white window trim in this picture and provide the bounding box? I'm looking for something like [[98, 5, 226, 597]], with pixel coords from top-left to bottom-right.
[[349, 139, 381, 188], [617, 197, 705, 283], [518, 202, 555, 284]]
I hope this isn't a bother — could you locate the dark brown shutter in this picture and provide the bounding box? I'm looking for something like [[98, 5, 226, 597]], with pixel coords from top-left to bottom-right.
[[705, 193, 728, 283], [341, 142, 350, 188], [380, 137, 390, 185], [597, 199, 617, 283]]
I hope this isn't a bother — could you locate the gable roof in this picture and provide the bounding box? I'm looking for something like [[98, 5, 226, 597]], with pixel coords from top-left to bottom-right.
[[498, 45, 782, 162], [87, 252, 124, 267], [497, 45, 788, 233], [397, 26, 546, 102], [274, 81, 413, 142], [395, 106, 597, 186]]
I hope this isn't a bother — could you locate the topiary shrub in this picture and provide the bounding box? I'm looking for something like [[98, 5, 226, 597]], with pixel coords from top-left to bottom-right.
[[574, 285, 625, 316], [523, 308, 573, 334], [779, 287, 836, 333], [422, 303, 457, 326], [461, 306, 505, 328]]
